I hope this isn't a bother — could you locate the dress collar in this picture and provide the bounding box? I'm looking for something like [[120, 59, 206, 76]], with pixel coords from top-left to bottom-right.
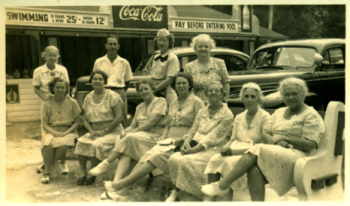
[[203, 103, 228, 120], [42, 63, 57, 73], [154, 50, 170, 58]]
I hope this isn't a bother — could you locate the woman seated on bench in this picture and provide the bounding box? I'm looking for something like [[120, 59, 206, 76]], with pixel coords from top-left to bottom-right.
[[40, 77, 81, 184], [101, 72, 205, 200], [74, 70, 124, 186], [166, 81, 234, 201], [203, 82, 270, 201], [89, 79, 168, 198], [201, 77, 325, 201]]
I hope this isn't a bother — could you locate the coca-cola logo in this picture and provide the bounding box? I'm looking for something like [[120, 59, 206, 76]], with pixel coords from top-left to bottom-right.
[[119, 5, 164, 22]]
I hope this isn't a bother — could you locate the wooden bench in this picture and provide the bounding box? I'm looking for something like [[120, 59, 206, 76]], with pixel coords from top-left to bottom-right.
[[229, 101, 344, 201]]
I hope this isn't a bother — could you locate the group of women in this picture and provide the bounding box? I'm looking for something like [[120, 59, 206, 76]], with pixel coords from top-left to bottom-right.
[[34, 29, 325, 202]]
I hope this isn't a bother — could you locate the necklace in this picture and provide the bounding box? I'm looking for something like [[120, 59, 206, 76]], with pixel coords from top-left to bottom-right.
[[54, 98, 65, 114], [93, 90, 105, 103]]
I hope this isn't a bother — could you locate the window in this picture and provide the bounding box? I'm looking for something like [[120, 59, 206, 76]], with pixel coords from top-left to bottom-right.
[[322, 47, 345, 71], [178, 55, 197, 71], [214, 54, 246, 73]]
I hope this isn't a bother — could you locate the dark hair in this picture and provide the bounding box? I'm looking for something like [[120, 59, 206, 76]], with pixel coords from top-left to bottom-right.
[[89, 70, 108, 84], [171, 72, 193, 92], [106, 35, 119, 44], [48, 77, 69, 95], [154, 33, 175, 49], [136, 79, 157, 93]]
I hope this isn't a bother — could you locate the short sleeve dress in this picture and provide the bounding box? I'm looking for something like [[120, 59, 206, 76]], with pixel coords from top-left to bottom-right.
[[150, 50, 180, 104], [246, 106, 325, 196], [111, 97, 168, 161], [204, 107, 270, 200], [139, 94, 205, 172], [184, 57, 229, 104], [168, 104, 234, 197], [74, 89, 124, 160], [41, 96, 81, 148]]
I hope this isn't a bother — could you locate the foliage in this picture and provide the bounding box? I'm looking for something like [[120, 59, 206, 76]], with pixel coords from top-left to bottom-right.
[[253, 5, 345, 39]]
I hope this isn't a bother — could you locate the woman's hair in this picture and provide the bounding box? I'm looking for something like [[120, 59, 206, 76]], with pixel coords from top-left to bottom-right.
[[205, 81, 226, 101], [239, 82, 264, 102], [170, 72, 194, 92], [43, 46, 60, 57], [190, 34, 216, 50], [154, 33, 175, 49], [48, 77, 69, 95], [106, 34, 119, 43], [136, 79, 157, 93], [89, 70, 108, 84], [278, 77, 308, 98]]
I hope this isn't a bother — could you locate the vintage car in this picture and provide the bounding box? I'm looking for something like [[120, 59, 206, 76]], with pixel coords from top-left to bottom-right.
[[73, 47, 250, 114], [73, 39, 345, 115], [227, 39, 345, 110]]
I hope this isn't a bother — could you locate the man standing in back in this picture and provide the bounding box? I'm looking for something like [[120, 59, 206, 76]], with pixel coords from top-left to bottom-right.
[[93, 35, 133, 127]]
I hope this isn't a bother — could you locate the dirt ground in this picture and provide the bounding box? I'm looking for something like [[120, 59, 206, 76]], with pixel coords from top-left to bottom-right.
[[5, 121, 318, 203]]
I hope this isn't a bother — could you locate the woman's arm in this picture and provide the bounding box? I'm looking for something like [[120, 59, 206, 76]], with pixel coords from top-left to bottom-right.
[[132, 113, 163, 132], [41, 103, 60, 136], [197, 111, 234, 150], [42, 122, 61, 137], [262, 130, 273, 144], [34, 86, 49, 101], [155, 76, 174, 92], [98, 104, 123, 136], [160, 124, 170, 140], [182, 143, 204, 155], [83, 113, 95, 134], [223, 82, 230, 102], [181, 110, 202, 149], [282, 136, 317, 153], [62, 115, 81, 136]]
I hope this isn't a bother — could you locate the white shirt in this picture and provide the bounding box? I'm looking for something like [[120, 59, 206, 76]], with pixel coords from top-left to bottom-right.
[[33, 63, 69, 93], [93, 55, 133, 87]]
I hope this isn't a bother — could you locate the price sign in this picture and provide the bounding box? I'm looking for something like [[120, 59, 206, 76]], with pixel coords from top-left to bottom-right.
[[6, 7, 110, 29]]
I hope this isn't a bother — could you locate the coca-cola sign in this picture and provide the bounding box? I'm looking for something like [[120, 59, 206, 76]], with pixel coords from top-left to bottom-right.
[[112, 5, 168, 29]]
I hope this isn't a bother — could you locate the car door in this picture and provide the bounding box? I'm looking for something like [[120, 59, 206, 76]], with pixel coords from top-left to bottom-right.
[[315, 45, 345, 105], [212, 53, 248, 74]]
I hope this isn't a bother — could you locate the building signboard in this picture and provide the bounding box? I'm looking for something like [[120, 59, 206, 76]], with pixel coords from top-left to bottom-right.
[[112, 5, 168, 30], [5, 7, 110, 29], [170, 17, 240, 33]]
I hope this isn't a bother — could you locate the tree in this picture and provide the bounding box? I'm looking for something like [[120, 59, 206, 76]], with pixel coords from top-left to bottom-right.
[[253, 5, 345, 39]]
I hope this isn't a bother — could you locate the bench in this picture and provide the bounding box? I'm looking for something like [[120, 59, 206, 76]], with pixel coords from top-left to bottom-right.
[[61, 101, 344, 201], [229, 101, 344, 201], [294, 101, 344, 201]]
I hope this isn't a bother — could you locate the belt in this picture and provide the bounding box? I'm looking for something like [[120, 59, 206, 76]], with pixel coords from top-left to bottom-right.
[[105, 86, 124, 89]]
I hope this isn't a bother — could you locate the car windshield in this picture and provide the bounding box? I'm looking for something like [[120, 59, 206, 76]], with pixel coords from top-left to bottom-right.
[[135, 52, 155, 74], [248, 47, 317, 70]]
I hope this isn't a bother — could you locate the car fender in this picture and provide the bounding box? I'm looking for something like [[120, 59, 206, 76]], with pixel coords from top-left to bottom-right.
[[263, 90, 324, 110]]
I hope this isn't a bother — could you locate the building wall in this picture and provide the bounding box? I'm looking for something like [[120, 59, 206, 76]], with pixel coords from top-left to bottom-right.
[[6, 79, 42, 122]]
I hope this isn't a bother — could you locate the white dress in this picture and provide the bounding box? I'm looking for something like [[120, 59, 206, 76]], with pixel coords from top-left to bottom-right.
[[247, 106, 324, 196], [204, 107, 269, 198]]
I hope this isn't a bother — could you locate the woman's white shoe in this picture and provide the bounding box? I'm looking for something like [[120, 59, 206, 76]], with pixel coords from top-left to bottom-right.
[[165, 189, 179, 202], [200, 182, 229, 197]]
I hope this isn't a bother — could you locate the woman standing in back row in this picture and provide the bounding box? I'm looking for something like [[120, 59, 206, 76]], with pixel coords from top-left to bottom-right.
[[151, 28, 180, 105], [184, 34, 230, 104]]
